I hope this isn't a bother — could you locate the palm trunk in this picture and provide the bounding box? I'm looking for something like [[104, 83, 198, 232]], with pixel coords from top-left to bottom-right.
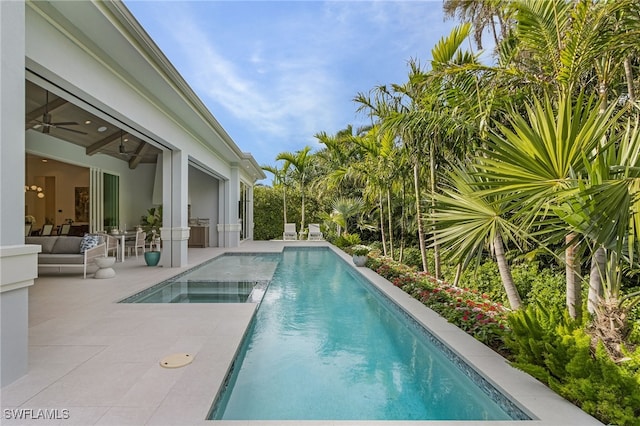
[[587, 79, 610, 314], [565, 233, 582, 320], [588, 246, 605, 314], [414, 161, 428, 273], [399, 182, 407, 263], [300, 187, 305, 235], [387, 188, 394, 259], [494, 233, 522, 310], [453, 263, 463, 287], [430, 139, 441, 279], [379, 192, 387, 256], [624, 57, 636, 103], [283, 188, 288, 224]]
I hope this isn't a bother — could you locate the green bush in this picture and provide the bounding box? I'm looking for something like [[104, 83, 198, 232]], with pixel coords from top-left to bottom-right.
[[334, 233, 361, 248], [517, 264, 565, 312], [505, 304, 640, 425], [401, 247, 423, 269]]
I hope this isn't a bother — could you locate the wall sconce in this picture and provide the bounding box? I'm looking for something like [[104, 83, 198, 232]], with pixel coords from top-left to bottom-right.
[[25, 184, 45, 198]]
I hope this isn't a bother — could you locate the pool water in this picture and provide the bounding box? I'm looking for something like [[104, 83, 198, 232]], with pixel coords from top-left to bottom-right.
[[210, 248, 524, 420], [120, 253, 280, 304], [123, 280, 267, 303]]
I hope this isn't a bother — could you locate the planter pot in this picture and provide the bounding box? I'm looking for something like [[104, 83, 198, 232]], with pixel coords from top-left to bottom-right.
[[352, 254, 368, 267], [144, 251, 161, 266]]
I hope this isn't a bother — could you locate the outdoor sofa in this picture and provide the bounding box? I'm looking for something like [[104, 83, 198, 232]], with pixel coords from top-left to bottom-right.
[[25, 235, 107, 279]]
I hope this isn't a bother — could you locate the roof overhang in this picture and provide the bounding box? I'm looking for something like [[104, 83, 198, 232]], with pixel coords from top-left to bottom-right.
[[26, 0, 265, 181]]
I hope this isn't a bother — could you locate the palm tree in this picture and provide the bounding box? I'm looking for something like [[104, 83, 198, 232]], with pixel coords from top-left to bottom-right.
[[262, 162, 291, 225], [478, 93, 620, 318], [443, 0, 512, 49], [431, 165, 525, 309], [330, 197, 364, 236], [350, 125, 399, 257], [276, 146, 314, 233]]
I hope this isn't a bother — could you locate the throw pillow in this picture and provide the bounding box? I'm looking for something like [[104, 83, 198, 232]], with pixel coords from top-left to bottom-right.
[[80, 234, 100, 254]]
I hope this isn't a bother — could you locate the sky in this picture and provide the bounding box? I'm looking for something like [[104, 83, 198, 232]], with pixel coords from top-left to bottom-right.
[[124, 1, 460, 182]]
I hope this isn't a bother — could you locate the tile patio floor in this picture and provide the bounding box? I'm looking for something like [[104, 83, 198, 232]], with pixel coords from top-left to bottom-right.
[[1, 241, 602, 425]]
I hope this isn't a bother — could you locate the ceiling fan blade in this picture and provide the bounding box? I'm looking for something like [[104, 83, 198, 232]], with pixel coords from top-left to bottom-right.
[[51, 121, 79, 126], [56, 126, 88, 135]]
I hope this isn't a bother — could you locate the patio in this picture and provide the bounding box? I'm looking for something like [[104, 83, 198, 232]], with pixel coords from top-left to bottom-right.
[[0, 241, 602, 425]]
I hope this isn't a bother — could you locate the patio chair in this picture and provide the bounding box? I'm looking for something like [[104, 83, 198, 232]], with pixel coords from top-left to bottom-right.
[[283, 223, 298, 240], [125, 230, 146, 258], [104, 233, 119, 258], [308, 223, 323, 241], [40, 224, 53, 236], [58, 223, 71, 235]]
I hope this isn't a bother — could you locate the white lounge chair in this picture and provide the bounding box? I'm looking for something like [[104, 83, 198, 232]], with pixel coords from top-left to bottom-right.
[[283, 223, 298, 240], [308, 223, 323, 241]]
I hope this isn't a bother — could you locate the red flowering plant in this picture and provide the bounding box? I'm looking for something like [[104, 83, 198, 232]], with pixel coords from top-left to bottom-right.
[[367, 251, 508, 351]]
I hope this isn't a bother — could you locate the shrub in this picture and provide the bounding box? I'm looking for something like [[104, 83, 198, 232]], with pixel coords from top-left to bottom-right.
[[505, 304, 640, 425], [334, 233, 361, 248], [369, 252, 508, 349]]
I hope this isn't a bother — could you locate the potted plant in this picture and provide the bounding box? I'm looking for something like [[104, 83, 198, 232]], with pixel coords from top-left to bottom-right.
[[351, 244, 370, 267], [141, 206, 162, 266]]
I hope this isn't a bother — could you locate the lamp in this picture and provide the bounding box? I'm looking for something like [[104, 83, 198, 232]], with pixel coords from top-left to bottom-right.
[[25, 184, 45, 198]]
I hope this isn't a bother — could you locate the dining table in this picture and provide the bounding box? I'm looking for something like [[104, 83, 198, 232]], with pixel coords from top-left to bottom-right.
[[112, 231, 137, 262]]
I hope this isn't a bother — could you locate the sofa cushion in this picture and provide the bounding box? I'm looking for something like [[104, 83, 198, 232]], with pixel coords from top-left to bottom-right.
[[26, 236, 58, 254], [38, 253, 84, 265], [52, 236, 83, 254]]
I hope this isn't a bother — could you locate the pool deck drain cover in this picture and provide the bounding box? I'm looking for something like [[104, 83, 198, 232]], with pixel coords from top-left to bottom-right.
[[160, 353, 193, 368]]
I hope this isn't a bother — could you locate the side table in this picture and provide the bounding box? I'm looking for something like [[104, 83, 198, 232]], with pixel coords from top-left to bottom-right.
[[94, 256, 116, 279]]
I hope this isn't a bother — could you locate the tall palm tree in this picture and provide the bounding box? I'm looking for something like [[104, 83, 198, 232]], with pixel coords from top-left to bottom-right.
[[350, 125, 398, 257], [276, 147, 314, 234], [443, 0, 512, 49], [262, 162, 291, 225]]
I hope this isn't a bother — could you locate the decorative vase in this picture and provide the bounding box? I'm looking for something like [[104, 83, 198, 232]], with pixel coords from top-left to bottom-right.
[[352, 254, 368, 267], [144, 251, 161, 266]]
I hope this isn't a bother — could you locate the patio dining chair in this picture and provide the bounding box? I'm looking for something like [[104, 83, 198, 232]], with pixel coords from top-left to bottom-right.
[[40, 224, 53, 236], [104, 233, 119, 258], [283, 223, 298, 240], [125, 230, 146, 258]]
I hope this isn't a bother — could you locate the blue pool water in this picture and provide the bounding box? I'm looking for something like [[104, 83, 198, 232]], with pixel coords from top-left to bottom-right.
[[210, 248, 526, 420]]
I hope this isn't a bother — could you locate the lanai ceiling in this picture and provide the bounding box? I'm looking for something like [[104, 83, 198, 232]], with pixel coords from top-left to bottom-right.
[[25, 80, 161, 168]]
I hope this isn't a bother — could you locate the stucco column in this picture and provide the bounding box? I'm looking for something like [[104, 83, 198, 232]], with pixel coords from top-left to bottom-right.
[[0, 0, 40, 387], [217, 164, 241, 247], [245, 184, 254, 240], [160, 150, 189, 267]]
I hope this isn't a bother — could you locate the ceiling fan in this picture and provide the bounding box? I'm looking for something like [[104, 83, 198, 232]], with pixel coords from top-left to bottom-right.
[[118, 130, 139, 158], [33, 90, 87, 135]]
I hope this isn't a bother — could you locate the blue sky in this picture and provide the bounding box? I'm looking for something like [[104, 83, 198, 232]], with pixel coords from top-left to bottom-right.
[[125, 1, 459, 182]]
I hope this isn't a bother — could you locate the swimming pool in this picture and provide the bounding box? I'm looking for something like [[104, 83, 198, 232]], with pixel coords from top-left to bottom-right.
[[210, 248, 529, 420]]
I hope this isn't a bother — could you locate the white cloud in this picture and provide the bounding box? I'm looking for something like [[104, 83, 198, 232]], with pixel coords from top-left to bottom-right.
[[156, 4, 345, 153]]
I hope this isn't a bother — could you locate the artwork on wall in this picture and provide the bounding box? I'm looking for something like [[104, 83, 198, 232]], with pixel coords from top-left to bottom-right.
[[75, 186, 89, 222]]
